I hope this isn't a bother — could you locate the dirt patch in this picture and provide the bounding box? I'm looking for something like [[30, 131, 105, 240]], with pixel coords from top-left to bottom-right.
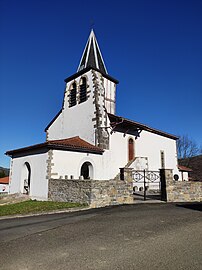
[[0, 193, 30, 205]]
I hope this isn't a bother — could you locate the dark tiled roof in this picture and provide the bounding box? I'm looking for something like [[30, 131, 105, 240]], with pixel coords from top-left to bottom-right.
[[0, 176, 9, 184], [6, 136, 103, 156], [108, 113, 178, 140]]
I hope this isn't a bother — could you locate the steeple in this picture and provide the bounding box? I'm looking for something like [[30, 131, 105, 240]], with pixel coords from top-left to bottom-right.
[[77, 29, 108, 74]]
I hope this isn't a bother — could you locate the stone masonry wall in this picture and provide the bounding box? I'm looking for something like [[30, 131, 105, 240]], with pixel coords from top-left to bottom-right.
[[164, 169, 202, 202], [48, 175, 133, 208], [90, 178, 133, 208], [48, 179, 92, 205]]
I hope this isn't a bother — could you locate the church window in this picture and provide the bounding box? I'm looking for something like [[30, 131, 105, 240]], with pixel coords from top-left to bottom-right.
[[69, 82, 77, 107], [128, 138, 134, 161], [79, 77, 87, 103]]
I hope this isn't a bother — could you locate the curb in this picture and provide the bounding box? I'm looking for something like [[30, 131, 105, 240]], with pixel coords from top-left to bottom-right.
[[0, 206, 91, 220]]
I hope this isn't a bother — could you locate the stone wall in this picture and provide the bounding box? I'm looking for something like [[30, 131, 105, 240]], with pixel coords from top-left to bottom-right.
[[163, 169, 202, 202], [48, 172, 133, 208], [48, 179, 92, 204], [90, 178, 133, 208]]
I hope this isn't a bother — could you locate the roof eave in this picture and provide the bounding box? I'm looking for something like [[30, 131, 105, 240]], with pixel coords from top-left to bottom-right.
[[64, 66, 119, 84], [49, 144, 103, 154], [108, 113, 179, 140], [6, 142, 103, 157]]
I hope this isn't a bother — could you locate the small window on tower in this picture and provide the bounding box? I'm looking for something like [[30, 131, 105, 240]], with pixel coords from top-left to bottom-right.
[[69, 82, 77, 107], [79, 77, 87, 103], [160, 150, 165, 168]]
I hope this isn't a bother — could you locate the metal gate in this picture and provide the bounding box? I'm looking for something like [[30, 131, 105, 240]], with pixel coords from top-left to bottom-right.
[[132, 170, 162, 201]]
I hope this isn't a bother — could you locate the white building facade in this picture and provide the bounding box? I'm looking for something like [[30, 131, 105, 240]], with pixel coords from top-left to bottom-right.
[[6, 30, 181, 201]]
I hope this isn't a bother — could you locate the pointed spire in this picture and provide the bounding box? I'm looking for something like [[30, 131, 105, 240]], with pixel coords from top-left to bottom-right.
[[77, 29, 108, 74]]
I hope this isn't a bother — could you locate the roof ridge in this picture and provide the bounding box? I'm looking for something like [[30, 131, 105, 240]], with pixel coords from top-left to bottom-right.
[[48, 136, 80, 143]]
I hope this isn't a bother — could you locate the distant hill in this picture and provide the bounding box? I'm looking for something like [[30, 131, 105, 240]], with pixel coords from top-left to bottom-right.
[[179, 155, 202, 181], [0, 167, 9, 178]]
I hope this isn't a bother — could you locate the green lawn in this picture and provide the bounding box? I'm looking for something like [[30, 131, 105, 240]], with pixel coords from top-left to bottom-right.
[[0, 200, 86, 216]]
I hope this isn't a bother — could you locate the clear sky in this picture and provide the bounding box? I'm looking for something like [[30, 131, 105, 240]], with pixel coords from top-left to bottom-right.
[[0, 0, 201, 168]]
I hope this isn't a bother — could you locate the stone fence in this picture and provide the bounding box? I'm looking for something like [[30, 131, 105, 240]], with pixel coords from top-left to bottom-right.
[[48, 169, 133, 208], [163, 169, 202, 202]]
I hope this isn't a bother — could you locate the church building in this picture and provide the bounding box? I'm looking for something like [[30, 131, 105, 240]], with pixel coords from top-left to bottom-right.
[[6, 30, 181, 202]]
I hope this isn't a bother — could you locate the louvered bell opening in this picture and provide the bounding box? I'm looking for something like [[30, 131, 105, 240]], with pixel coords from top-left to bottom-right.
[[79, 81, 87, 103], [69, 88, 77, 107]]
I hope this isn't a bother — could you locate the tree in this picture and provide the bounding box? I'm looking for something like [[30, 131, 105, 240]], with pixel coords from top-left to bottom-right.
[[177, 135, 201, 160], [0, 171, 6, 178]]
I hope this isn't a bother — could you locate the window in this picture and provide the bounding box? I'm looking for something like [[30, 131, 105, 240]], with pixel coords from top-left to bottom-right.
[[160, 151, 165, 168], [128, 138, 134, 161], [79, 77, 87, 103], [69, 82, 77, 107], [22, 162, 31, 195]]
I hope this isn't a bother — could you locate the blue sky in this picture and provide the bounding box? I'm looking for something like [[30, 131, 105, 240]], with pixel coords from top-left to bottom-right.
[[0, 0, 201, 168]]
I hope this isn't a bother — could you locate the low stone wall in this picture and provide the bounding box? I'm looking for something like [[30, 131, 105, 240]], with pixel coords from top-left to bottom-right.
[[48, 179, 92, 205], [48, 176, 133, 208], [167, 181, 202, 202], [163, 169, 202, 202], [90, 178, 133, 208]]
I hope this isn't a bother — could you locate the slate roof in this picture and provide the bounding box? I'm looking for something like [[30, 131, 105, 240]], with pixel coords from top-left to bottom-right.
[[108, 113, 178, 140], [6, 136, 103, 157], [77, 29, 108, 74]]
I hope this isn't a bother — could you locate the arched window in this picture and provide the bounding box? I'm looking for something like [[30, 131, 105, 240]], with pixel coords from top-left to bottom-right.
[[79, 77, 87, 103], [23, 162, 31, 195], [128, 138, 134, 161], [69, 82, 77, 107], [80, 162, 93, 179]]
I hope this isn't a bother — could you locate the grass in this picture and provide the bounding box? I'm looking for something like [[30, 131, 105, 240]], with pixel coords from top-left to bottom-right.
[[0, 200, 86, 216]]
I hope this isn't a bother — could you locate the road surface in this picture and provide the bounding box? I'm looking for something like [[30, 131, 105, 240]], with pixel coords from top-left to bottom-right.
[[0, 203, 201, 270]]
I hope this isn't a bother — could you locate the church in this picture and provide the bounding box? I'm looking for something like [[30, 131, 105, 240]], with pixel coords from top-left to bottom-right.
[[6, 30, 181, 203]]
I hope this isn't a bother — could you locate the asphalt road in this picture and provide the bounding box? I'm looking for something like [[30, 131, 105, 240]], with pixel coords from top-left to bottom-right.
[[0, 203, 201, 270]]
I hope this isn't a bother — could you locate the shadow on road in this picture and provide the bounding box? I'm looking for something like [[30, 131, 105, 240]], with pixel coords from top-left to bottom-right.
[[176, 203, 202, 212]]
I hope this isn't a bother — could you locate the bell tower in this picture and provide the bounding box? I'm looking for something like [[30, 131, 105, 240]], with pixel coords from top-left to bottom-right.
[[77, 29, 117, 115], [45, 30, 118, 149]]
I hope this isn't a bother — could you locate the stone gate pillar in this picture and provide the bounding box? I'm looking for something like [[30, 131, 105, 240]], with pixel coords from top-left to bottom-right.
[[160, 169, 173, 201]]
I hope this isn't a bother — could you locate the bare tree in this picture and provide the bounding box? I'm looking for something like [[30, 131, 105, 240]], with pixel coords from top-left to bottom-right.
[[177, 135, 200, 159]]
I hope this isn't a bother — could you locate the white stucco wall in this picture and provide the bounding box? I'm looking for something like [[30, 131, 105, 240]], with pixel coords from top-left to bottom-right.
[[103, 77, 116, 114], [102, 130, 179, 180], [135, 130, 179, 174], [51, 150, 103, 180], [50, 128, 179, 182], [9, 152, 48, 200], [47, 70, 117, 143], [0, 184, 9, 193], [47, 70, 95, 144], [179, 171, 189, 181]]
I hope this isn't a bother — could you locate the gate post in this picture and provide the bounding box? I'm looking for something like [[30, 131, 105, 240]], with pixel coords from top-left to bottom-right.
[[120, 168, 133, 182], [143, 169, 146, 201], [160, 169, 173, 201]]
